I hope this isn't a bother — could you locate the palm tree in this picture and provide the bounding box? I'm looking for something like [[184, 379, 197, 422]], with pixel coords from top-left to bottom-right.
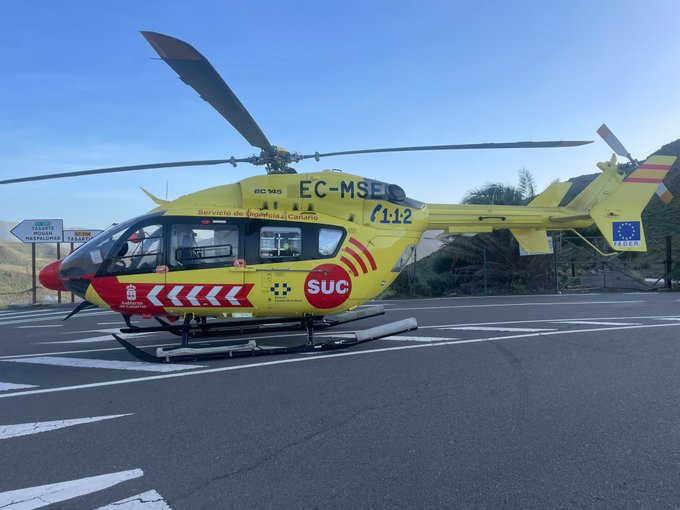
[[461, 168, 536, 205]]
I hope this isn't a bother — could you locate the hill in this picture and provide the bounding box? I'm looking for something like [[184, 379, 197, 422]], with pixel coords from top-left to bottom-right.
[[0, 240, 64, 307], [0, 221, 18, 242]]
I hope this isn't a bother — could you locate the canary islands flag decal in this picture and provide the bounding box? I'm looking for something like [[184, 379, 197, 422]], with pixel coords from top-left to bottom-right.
[[612, 221, 641, 247]]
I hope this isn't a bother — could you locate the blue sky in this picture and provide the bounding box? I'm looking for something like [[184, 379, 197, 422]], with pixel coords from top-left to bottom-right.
[[1, 0, 679, 229]]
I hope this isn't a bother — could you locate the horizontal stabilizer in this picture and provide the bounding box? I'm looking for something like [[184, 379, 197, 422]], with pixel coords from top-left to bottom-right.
[[528, 181, 572, 207], [510, 228, 550, 253]]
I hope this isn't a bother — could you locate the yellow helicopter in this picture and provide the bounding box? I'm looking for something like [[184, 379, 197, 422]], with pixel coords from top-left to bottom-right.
[[3, 32, 674, 362]]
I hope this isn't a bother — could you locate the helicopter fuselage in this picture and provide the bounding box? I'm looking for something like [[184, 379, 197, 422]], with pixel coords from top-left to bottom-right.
[[58, 171, 428, 319]]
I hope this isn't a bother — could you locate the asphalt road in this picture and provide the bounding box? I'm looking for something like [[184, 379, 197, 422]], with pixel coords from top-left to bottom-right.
[[1, 292, 679, 509]]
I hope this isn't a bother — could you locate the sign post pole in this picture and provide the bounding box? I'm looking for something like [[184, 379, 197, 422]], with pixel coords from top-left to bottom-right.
[[31, 243, 36, 304]]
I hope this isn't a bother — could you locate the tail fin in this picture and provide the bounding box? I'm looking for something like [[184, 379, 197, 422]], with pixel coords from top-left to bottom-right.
[[509, 181, 573, 253], [587, 155, 675, 251]]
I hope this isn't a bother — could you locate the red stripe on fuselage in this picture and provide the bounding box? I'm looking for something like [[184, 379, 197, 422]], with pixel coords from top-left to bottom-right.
[[348, 238, 377, 271], [344, 246, 368, 274], [340, 256, 359, 277]]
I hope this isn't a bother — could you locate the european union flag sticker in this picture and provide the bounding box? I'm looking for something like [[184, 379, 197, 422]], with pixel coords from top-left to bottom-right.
[[612, 221, 641, 247]]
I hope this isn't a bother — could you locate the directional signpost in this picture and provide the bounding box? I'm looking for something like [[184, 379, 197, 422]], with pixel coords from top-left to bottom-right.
[[11, 220, 64, 304], [10, 220, 102, 304], [63, 229, 104, 244], [10, 219, 63, 244]]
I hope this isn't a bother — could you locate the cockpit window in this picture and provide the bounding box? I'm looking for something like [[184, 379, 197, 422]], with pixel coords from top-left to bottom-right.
[[318, 228, 343, 256], [260, 227, 301, 258], [59, 218, 139, 279], [107, 224, 164, 274], [169, 221, 239, 269]]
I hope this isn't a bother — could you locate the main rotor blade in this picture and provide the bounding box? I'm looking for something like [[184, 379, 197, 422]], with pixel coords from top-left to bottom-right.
[[597, 124, 633, 161], [0, 159, 246, 185], [302, 140, 592, 160], [141, 31, 272, 151]]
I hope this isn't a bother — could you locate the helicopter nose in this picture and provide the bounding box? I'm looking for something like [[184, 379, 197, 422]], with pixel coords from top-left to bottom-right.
[[39, 259, 68, 292]]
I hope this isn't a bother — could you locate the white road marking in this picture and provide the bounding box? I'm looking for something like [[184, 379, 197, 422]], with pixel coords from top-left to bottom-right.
[[331, 334, 459, 342], [388, 300, 645, 312], [0, 311, 112, 326], [657, 317, 680, 321], [440, 326, 555, 332], [225, 286, 241, 306], [0, 469, 143, 509], [551, 320, 641, 326], [37, 332, 153, 345], [377, 335, 459, 342], [15, 325, 63, 329], [1, 322, 678, 400], [167, 285, 183, 306], [147, 285, 164, 307], [94, 489, 171, 509], [0, 382, 38, 392], [3, 356, 203, 373], [0, 414, 132, 440], [187, 286, 203, 306], [206, 286, 222, 306], [419, 314, 680, 329]]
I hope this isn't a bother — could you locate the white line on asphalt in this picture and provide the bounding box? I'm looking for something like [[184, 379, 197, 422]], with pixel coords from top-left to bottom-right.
[[331, 334, 459, 342], [0, 311, 113, 326], [0, 469, 143, 509], [0, 308, 113, 321], [3, 356, 204, 373], [15, 325, 63, 329], [0, 414, 132, 440], [37, 332, 153, 345], [379, 293, 606, 305], [1, 322, 678, 400], [418, 314, 680, 329], [388, 300, 645, 311], [440, 326, 555, 332], [94, 489, 172, 509], [551, 320, 641, 326], [0, 382, 38, 392], [657, 317, 680, 321]]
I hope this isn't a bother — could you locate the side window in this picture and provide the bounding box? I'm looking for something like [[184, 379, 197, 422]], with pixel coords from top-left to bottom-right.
[[108, 224, 164, 274], [260, 226, 301, 258], [319, 228, 343, 256], [170, 221, 239, 269]]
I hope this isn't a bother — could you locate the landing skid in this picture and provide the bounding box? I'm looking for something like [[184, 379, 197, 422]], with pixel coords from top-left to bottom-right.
[[112, 306, 418, 363]]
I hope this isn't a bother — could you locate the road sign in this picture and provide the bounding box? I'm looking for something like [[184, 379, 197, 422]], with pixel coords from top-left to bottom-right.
[[11, 219, 63, 243], [63, 229, 104, 244], [519, 236, 554, 256]]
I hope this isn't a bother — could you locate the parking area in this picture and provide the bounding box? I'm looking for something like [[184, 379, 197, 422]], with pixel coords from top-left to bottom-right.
[[1, 292, 679, 508]]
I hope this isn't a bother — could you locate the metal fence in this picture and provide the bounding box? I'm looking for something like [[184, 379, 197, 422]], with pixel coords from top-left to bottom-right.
[[396, 233, 679, 297]]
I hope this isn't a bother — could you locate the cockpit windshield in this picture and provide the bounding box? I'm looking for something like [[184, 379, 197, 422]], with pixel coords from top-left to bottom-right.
[[58, 216, 146, 279]]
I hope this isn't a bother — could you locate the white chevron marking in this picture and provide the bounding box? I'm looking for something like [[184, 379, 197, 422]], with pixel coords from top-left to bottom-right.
[[187, 286, 203, 306], [168, 285, 184, 306], [147, 285, 164, 307], [0, 469, 143, 509], [0, 414, 132, 440], [95, 489, 172, 509], [207, 286, 222, 306], [225, 286, 241, 306]]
